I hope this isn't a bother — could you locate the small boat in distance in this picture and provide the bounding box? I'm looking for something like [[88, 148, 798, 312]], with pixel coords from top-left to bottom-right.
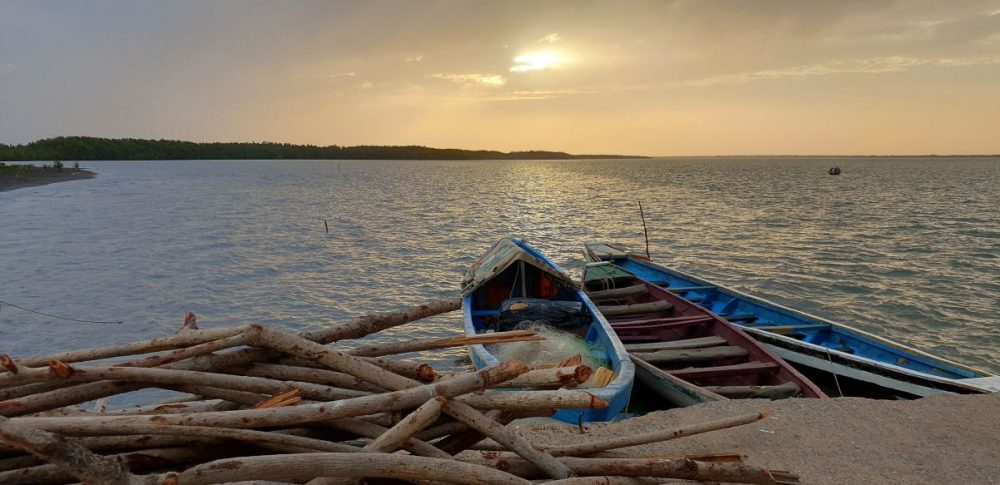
[[583, 262, 826, 406], [829, 166, 842, 175], [583, 241, 1000, 398], [462, 238, 634, 422]]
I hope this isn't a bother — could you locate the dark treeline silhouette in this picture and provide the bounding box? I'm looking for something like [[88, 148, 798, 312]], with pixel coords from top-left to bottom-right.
[[0, 137, 641, 161]]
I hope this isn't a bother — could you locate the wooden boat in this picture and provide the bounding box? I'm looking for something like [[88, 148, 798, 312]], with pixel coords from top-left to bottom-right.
[[461, 238, 634, 422], [583, 262, 826, 406], [584, 241, 1000, 398]]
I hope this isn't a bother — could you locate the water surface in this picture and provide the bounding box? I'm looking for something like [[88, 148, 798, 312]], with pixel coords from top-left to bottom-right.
[[2, 158, 997, 382]]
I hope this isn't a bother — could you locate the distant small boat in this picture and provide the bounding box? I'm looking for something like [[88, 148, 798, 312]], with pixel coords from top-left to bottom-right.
[[462, 238, 634, 422], [583, 262, 826, 406], [583, 241, 1000, 398], [829, 166, 842, 175]]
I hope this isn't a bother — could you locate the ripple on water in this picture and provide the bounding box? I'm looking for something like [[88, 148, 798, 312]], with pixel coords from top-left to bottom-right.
[[0, 157, 997, 375]]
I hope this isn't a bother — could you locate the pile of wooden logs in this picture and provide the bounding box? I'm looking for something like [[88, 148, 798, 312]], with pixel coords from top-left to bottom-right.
[[0, 299, 799, 484]]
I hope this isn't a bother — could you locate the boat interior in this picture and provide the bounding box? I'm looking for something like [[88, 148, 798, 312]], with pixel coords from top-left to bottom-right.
[[583, 262, 817, 399], [608, 257, 977, 380]]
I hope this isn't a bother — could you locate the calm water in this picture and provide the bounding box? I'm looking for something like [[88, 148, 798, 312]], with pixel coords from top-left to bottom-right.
[[2, 158, 998, 379]]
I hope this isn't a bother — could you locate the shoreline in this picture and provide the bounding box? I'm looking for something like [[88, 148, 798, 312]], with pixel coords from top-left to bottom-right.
[[512, 393, 1000, 484], [0, 168, 95, 192]]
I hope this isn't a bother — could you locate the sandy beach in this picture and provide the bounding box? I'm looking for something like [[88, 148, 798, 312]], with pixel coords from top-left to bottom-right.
[[512, 394, 1000, 484], [0, 168, 95, 192]]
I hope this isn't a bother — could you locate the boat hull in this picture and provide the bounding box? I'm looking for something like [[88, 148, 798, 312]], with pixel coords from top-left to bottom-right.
[[463, 239, 634, 423], [583, 241, 997, 398]]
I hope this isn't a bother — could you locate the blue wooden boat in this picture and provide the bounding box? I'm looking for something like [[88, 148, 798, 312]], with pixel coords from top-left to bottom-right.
[[462, 238, 634, 422], [583, 241, 999, 398]]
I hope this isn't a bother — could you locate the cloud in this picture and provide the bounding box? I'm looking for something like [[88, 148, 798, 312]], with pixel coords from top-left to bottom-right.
[[324, 72, 356, 80], [537, 33, 560, 43], [672, 56, 1000, 87], [405, 54, 424, 63], [430, 73, 506, 87]]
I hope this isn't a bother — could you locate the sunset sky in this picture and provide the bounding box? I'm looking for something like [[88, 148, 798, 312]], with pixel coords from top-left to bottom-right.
[[2, 1, 999, 155]]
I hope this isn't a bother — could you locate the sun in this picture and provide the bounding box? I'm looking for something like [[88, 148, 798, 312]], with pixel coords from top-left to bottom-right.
[[510, 52, 564, 72]]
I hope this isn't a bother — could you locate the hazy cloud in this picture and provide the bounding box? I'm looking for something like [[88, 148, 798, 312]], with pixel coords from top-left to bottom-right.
[[537, 33, 560, 43], [673, 55, 1000, 87], [405, 54, 424, 63], [430, 73, 506, 87], [324, 72, 356, 80]]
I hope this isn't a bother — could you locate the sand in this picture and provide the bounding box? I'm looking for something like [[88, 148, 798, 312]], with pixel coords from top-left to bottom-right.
[[0, 168, 95, 192], [514, 394, 1000, 484]]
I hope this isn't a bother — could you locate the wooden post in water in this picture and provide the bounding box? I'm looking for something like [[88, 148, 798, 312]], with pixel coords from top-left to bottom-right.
[[638, 201, 651, 259]]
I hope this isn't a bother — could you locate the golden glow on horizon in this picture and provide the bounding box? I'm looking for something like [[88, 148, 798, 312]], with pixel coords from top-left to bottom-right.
[[2, 2, 999, 155]]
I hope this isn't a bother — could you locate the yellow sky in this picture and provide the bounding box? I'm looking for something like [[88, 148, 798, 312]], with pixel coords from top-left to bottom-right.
[[2, 1, 999, 155]]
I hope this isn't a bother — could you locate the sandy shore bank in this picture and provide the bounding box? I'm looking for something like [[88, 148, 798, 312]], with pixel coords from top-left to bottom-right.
[[0, 168, 95, 192], [514, 394, 999, 484]]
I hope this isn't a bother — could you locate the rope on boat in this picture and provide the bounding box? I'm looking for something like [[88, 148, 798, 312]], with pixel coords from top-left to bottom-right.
[[0, 298, 123, 324], [824, 348, 845, 397]]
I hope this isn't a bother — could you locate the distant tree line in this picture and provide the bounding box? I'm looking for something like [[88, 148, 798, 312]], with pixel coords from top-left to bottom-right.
[[0, 137, 640, 161]]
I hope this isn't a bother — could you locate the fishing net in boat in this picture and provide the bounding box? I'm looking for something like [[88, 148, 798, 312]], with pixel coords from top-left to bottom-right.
[[495, 298, 591, 332], [489, 321, 610, 381]]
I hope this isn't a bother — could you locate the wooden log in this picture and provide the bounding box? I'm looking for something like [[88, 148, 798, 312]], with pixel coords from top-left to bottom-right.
[[356, 357, 436, 382], [175, 452, 531, 485], [623, 337, 727, 352], [303, 298, 463, 344], [0, 435, 221, 461], [557, 457, 798, 484], [12, 361, 527, 430], [433, 409, 535, 455], [0, 446, 219, 485], [414, 409, 554, 445], [0, 415, 133, 485], [348, 330, 543, 357], [0, 362, 369, 402], [162, 384, 267, 407], [460, 456, 798, 484], [49, 422, 361, 454], [703, 382, 802, 400], [118, 333, 253, 368], [459, 390, 607, 411], [364, 397, 445, 453], [544, 478, 660, 485], [596, 300, 673, 318], [631, 347, 748, 366], [541, 412, 770, 456], [259, 327, 572, 481], [99, 399, 240, 416], [2, 325, 250, 371], [1, 300, 461, 416], [325, 417, 450, 458], [251, 327, 419, 390], [442, 400, 572, 479], [241, 363, 384, 392], [493, 366, 591, 389]]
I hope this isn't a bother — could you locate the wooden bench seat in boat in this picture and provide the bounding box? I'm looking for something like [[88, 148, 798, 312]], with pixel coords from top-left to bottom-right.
[[623, 336, 727, 352], [703, 382, 802, 399], [597, 300, 673, 318], [632, 346, 749, 366], [669, 361, 779, 380], [610, 315, 714, 330]]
